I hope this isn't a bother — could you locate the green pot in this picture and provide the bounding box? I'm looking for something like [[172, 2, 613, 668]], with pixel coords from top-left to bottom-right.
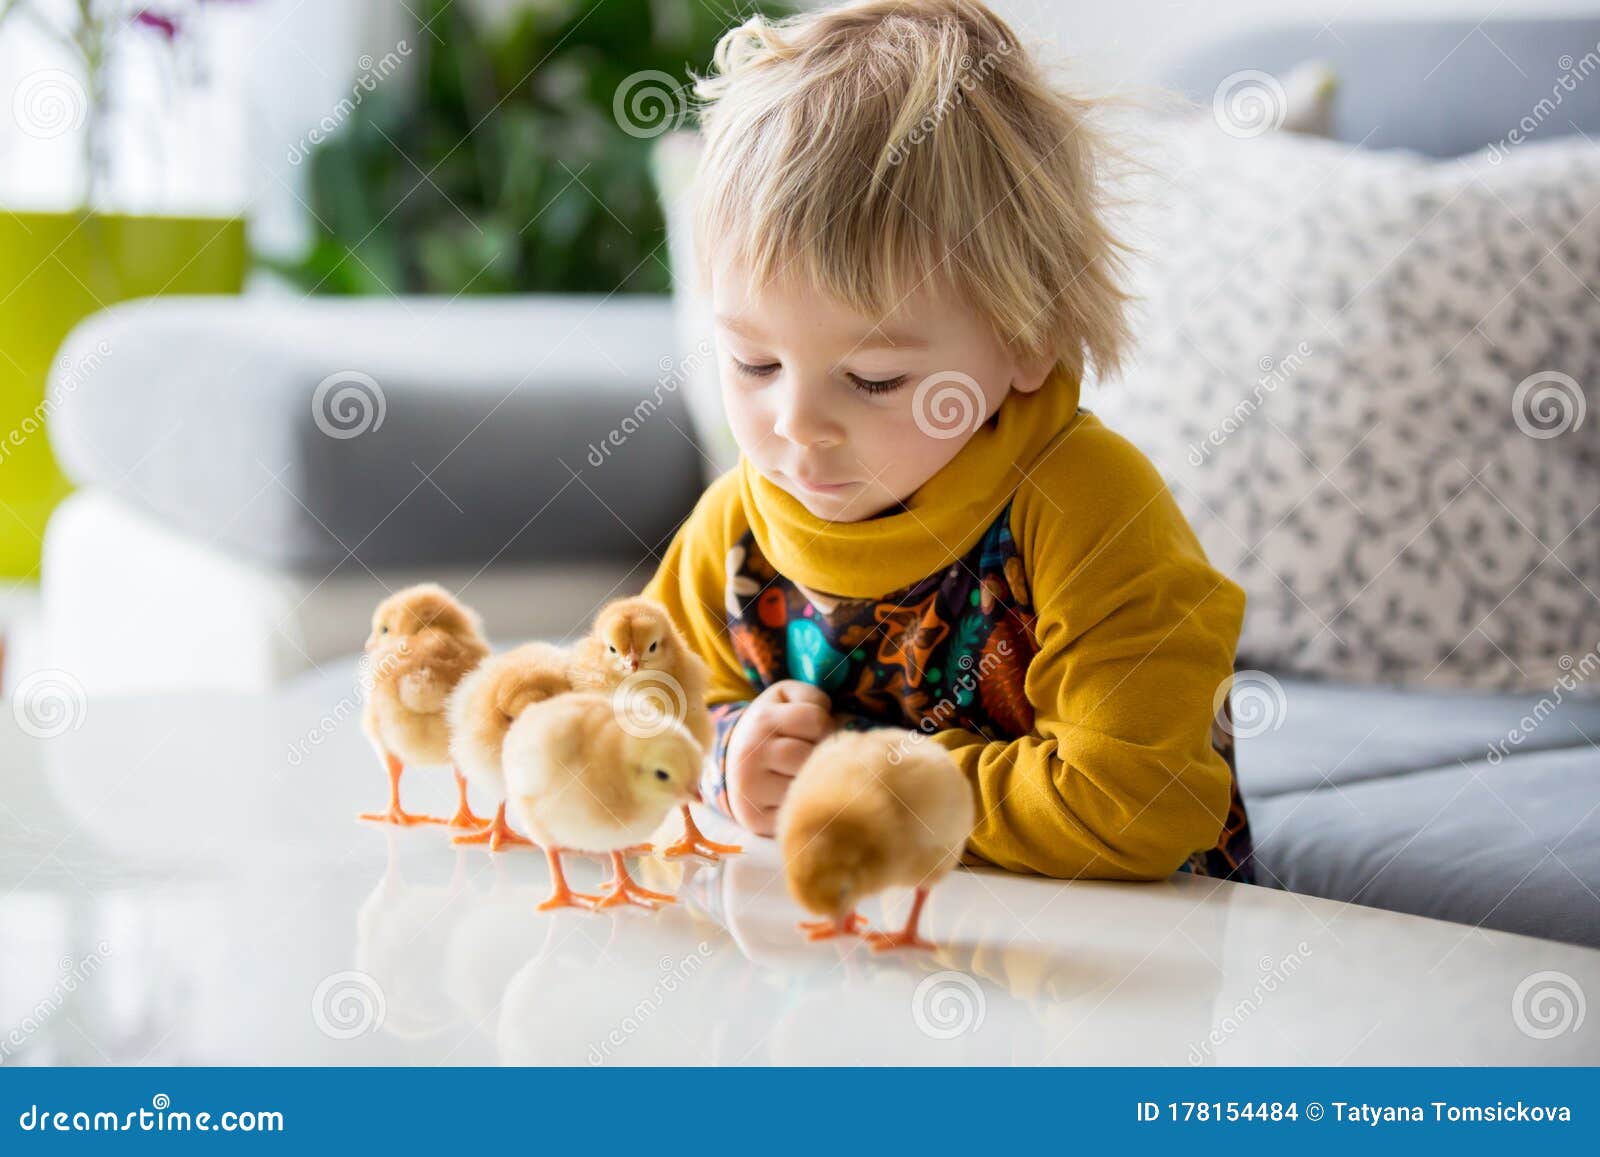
[[0, 211, 246, 579]]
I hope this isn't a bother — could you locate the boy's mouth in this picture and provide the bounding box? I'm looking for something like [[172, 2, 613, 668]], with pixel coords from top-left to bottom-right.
[[783, 470, 858, 496]]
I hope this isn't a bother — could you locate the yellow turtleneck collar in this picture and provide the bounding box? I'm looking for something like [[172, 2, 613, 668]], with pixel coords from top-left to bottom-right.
[[738, 367, 1083, 599]]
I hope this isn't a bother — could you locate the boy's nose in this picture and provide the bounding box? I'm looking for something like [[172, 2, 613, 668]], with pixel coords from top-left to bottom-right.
[[772, 381, 840, 448]]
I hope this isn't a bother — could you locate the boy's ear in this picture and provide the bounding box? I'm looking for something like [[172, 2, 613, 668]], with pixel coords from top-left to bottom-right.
[[1010, 357, 1054, 395]]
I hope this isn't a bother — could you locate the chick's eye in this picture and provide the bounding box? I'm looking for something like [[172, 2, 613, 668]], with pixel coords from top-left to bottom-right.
[[733, 358, 779, 380], [380, 625, 389, 634], [654, 768, 669, 782], [848, 373, 909, 396], [607, 644, 617, 654], [648, 641, 658, 652]]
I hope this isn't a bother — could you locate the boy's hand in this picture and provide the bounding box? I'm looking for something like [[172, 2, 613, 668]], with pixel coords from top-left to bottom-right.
[[726, 680, 836, 836]]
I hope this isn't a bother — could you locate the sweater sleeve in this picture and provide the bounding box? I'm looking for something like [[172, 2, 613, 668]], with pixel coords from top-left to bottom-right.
[[642, 465, 759, 691], [931, 415, 1247, 881]]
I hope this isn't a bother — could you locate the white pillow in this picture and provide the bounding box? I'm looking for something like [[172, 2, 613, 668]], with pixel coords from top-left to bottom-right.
[[1091, 123, 1600, 695]]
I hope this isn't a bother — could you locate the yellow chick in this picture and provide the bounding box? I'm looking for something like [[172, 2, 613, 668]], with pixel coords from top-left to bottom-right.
[[446, 640, 575, 851], [571, 595, 739, 862], [360, 583, 491, 829], [778, 730, 975, 952], [503, 692, 703, 912]]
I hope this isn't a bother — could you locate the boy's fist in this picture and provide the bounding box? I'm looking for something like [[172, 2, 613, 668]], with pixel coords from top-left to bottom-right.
[[726, 680, 836, 836]]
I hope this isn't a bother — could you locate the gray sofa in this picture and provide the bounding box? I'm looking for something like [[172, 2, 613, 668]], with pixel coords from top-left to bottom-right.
[[1164, 17, 1600, 949], [43, 17, 1599, 947]]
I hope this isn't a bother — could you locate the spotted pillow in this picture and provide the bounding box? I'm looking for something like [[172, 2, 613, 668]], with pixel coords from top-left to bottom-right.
[[1090, 124, 1600, 694]]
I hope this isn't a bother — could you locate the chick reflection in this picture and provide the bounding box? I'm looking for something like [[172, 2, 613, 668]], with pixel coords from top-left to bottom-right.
[[354, 836, 482, 1040], [497, 905, 741, 1065], [708, 845, 1232, 1065]]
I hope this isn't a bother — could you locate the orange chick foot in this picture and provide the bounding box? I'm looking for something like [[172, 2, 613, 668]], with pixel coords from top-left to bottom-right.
[[535, 848, 599, 911], [661, 806, 743, 861], [445, 770, 490, 831], [452, 802, 535, 852], [536, 887, 600, 912], [798, 912, 868, 941], [358, 805, 443, 827], [446, 807, 489, 832], [862, 888, 932, 951], [863, 928, 934, 952], [593, 852, 677, 909], [360, 754, 442, 826], [594, 883, 675, 910]]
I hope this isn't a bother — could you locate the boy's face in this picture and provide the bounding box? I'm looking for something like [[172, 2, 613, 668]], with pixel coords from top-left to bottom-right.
[[712, 258, 1050, 522]]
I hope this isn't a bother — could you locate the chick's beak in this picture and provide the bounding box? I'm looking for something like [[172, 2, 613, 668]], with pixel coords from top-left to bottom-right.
[[625, 651, 641, 671], [689, 782, 703, 804]]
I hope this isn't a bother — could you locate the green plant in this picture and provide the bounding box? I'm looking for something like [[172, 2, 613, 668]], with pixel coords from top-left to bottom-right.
[[275, 0, 793, 296]]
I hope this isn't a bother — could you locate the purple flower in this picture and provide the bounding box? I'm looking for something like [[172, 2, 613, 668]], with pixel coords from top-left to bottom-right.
[[132, 10, 181, 40]]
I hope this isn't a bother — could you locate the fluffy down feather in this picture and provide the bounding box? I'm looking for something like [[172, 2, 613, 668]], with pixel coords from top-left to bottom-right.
[[569, 596, 712, 751], [503, 692, 702, 853], [362, 583, 490, 765], [447, 641, 574, 796], [779, 730, 974, 922]]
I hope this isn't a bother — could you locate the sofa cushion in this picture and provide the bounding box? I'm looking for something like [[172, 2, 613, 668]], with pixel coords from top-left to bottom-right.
[[1235, 674, 1600, 799], [1090, 125, 1600, 697], [48, 295, 704, 570], [1249, 746, 1600, 947]]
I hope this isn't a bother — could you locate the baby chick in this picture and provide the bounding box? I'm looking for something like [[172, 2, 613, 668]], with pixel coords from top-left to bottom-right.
[[571, 595, 739, 862], [503, 692, 703, 912], [778, 730, 975, 952], [360, 583, 491, 829], [446, 641, 575, 851]]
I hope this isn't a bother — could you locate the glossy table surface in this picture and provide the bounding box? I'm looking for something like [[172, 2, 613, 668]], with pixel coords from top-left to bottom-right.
[[2, 677, 1597, 1066]]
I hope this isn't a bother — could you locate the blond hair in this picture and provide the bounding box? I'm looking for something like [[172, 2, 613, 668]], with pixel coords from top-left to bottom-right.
[[690, 0, 1132, 384]]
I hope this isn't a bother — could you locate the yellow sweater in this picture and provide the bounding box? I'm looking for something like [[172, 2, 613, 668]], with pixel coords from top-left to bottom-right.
[[643, 368, 1250, 881]]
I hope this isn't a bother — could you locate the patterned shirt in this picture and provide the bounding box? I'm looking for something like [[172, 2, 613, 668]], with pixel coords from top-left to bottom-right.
[[700, 502, 1255, 883]]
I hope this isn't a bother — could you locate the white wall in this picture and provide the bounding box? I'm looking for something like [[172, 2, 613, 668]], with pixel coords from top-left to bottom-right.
[[988, 0, 1600, 86], [2, 0, 1593, 242]]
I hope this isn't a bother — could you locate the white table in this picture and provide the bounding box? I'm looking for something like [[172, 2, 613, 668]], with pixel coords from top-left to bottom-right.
[[1, 679, 1596, 1066]]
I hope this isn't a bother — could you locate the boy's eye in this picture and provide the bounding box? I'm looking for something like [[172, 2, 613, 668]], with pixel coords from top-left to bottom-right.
[[733, 358, 779, 379], [848, 373, 909, 396]]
